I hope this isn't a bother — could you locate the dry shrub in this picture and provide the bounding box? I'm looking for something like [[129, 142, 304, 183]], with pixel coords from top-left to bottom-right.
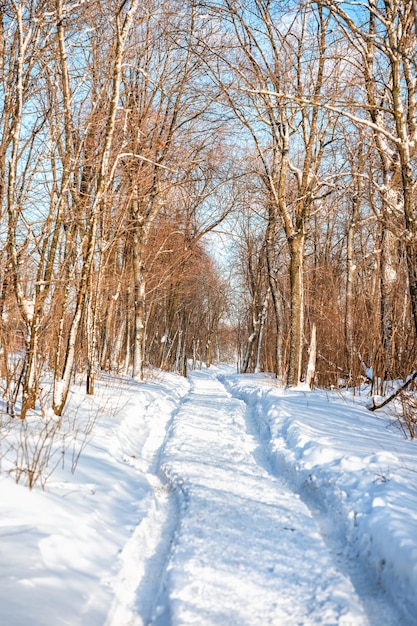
[[395, 393, 417, 439]]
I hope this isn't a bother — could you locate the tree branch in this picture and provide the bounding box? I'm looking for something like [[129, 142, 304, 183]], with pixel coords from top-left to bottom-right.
[[368, 371, 417, 411]]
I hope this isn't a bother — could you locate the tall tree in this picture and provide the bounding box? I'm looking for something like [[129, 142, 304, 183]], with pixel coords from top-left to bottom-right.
[[52, 0, 141, 414], [323, 0, 417, 374], [201, 0, 343, 385]]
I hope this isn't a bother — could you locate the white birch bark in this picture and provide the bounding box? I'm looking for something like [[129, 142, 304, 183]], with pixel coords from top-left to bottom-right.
[[306, 324, 317, 389], [53, 0, 140, 415]]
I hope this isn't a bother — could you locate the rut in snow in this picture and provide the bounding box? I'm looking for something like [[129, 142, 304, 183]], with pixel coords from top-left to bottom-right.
[[221, 373, 408, 626], [105, 392, 186, 626], [153, 370, 372, 625]]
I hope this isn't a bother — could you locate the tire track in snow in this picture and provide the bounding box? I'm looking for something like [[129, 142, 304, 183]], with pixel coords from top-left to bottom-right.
[[104, 477, 177, 626], [104, 387, 188, 626], [302, 497, 410, 626], [222, 375, 411, 626]]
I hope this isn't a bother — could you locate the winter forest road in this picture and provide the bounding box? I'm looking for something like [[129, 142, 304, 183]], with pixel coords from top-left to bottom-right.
[[107, 369, 406, 626]]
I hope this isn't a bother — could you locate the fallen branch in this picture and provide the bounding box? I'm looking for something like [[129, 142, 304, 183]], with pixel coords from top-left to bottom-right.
[[368, 371, 417, 412]]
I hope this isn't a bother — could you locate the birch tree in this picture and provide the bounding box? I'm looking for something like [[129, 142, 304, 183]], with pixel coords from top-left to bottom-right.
[[202, 0, 343, 385], [1, 2, 58, 417], [114, 0, 235, 379], [323, 0, 417, 378], [52, 0, 140, 415]]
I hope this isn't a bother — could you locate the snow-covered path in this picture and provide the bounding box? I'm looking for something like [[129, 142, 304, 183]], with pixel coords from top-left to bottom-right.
[[147, 370, 386, 625], [2, 367, 415, 625]]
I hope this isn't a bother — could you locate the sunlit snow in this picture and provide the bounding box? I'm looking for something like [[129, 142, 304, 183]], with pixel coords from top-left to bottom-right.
[[0, 366, 416, 625]]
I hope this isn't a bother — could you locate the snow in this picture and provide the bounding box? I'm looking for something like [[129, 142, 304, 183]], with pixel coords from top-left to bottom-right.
[[1, 366, 417, 625]]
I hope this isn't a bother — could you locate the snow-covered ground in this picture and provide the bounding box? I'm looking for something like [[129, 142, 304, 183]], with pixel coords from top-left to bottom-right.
[[1, 366, 417, 625]]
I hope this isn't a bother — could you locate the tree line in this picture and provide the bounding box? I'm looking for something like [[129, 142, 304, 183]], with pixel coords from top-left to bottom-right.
[[0, 0, 416, 418]]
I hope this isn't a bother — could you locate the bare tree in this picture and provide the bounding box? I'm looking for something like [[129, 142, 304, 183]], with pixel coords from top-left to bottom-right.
[[322, 0, 417, 369], [52, 0, 141, 415], [1, 1, 59, 417], [114, 0, 225, 380], [200, 0, 343, 385]]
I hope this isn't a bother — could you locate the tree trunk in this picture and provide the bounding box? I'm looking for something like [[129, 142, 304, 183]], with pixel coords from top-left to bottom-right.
[[206, 336, 213, 368], [380, 225, 397, 379], [241, 331, 258, 374], [345, 193, 361, 384], [287, 232, 305, 387], [306, 323, 317, 389], [131, 205, 147, 381], [405, 242, 417, 339], [265, 212, 283, 377], [86, 284, 99, 395], [175, 329, 183, 373], [123, 306, 131, 376], [255, 288, 269, 374], [402, 163, 417, 341], [21, 320, 39, 419], [132, 276, 146, 380]]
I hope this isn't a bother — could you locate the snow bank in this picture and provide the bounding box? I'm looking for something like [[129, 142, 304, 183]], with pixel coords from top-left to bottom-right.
[[1, 366, 416, 624], [0, 371, 188, 626], [222, 373, 417, 623]]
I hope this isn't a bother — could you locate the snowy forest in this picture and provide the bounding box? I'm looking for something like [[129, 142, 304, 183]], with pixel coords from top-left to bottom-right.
[[2, 3, 417, 624], [0, 0, 416, 419]]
